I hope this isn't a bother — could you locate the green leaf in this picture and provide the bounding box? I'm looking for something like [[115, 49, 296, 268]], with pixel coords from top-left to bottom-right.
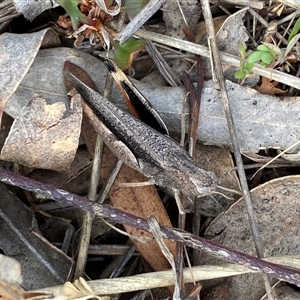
[[245, 62, 254, 72], [55, 0, 88, 29], [238, 42, 246, 58], [261, 51, 275, 65], [288, 17, 300, 42], [260, 61, 269, 67], [247, 51, 263, 64], [113, 38, 146, 70], [257, 44, 271, 52], [262, 43, 281, 56], [234, 70, 247, 79]]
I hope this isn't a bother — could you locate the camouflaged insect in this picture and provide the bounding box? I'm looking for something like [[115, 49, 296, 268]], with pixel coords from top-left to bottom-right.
[[65, 71, 216, 197]]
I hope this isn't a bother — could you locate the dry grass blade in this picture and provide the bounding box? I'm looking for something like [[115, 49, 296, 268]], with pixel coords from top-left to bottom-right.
[[28, 256, 300, 296], [134, 29, 300, 90]]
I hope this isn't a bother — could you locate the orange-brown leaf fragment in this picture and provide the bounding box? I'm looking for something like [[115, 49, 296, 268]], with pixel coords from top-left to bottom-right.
[[0, 94, 82, 171], [255, 77, 287, 95], [0, 280, 23, 300], [109, 165, 177, 272], [101, 147, 176, 272]]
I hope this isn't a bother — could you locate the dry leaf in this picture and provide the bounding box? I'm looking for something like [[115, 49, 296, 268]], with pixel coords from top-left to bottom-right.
[[274, 0, 300, 9], [163, 0, 199, 39], [193, 144, 241, 216], [255, 77, 287, 95], [5, 47, 300, 154], [195, 16, 228, 44], [101, 148, 177, 272], [0, 29, 59, 126], [1, 94, 82, 171], [0, 280, 23, 300], [23, 292, 53, 300], [202, 175, 300, 299], [0, 254, 22, 285], [0, 184, 72, 290], [63, 277, 109, 300]]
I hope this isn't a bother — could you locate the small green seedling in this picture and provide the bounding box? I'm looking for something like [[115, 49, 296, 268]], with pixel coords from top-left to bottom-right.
[[235, 43, 281, 80], [247, 43, 281, 66], [235, 20, 300, 80], [234, 43, 254, 79]]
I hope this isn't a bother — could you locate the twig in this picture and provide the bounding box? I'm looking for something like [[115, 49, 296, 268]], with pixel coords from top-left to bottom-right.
[[73, 75, 108, 279], [1, 169, 300, 287], [145, 40, 181, 86], [200, 1, 276, 299], [115, 0, 165, 43], [148, 216, 181, 299], [209, 0, 264, 9]]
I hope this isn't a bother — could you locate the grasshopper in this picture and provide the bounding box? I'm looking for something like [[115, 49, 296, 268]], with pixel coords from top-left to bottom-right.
[[64, 64, 216, 198]]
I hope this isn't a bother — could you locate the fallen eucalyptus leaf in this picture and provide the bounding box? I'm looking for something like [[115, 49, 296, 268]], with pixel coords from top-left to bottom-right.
[[4, 47, 300, 154], [202, 175, 300, 299], [0, 29, 59, 126], [0, 184, 72, 290]]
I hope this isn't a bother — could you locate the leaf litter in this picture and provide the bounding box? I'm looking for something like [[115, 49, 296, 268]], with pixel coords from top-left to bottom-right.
[[0, 1, 300, 299]]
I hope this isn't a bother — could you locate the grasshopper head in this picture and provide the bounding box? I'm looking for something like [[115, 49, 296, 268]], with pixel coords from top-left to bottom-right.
[[190, 171, 216, 197]]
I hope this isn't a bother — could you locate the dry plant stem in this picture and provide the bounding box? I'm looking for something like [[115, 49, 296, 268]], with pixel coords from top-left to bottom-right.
[[110, 244, 136, 278], [134, 29, 300, 90], [73, 80, 108, 280], [97, 73, 123, 205], [1, 169, 300, 287], [31, 257, 300, 295], [73, 139, 104, 276], [148, 216, 181, 299], [277, 10, 300, 26], [115, 0, 165, 43], [176, 195, 187, 293], [200, 1, 275, 299], [74, 69, 113, 278], [250, 139, 300, 179], [88, 244, 132, 255], [146, 40, 181, 86], [0, 0, 20, 24], [248, 8, 288, 45], [97, 159, 123, 204], [210, 0, 264, 9]]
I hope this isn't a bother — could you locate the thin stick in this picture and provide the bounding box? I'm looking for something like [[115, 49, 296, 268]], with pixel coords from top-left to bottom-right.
[[115, 0, 165, 43], [250, 139, 300, 179], [0, 168, 300, 286], [200, 1, 276, 299], [1, 169, 300, 287], [73, 73, 110, 279]]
